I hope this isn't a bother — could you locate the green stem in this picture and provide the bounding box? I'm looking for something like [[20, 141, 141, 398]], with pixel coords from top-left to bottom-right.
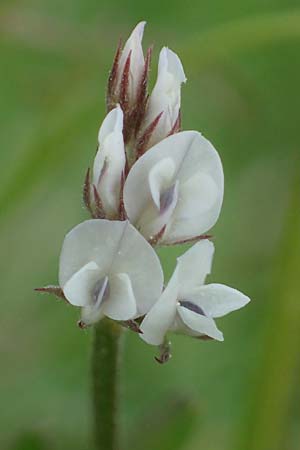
[[92, 319, 123, 450]]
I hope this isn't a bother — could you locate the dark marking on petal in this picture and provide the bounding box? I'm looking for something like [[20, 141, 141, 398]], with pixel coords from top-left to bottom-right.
[[159, 183, 177, 215], [93, 277, 110, 308], [96, 157, 109, 187], [179, 300, 206, 316]]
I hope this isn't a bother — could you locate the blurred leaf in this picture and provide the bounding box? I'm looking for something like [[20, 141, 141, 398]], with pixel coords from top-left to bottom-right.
[[182, 9, 300, 68], [11, 431, 48, 450], [236, 164, 300, 450], [126, 396, 198, 450], [0, 85, 100, 223]]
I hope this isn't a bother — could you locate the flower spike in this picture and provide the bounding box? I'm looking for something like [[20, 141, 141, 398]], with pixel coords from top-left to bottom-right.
[[38, 22, 250, 366]]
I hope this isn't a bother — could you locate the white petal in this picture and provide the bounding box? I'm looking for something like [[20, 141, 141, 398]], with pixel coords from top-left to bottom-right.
[[148, 157, 176, 209], [63, 261, 101, 307], [165, 135, 224, 242], [80, 276, 109, 325], [118, 21, 146, 103], [171, 173, 219, 238], [59, 220, 122, 286], [124, 131, 224, 243], [97, 104, 123, 144], [145, 47, 186, 145], [59, 220, 163, 316], [136, 158, 178, 238], [121, 21, 145, 70], [176, 240, 215, 297], [140, 269, 179, 345], [101, 273, 137, 320], [188, 283, 250, 318], [93, 276, 110, 309], [81, 305, 105, 326], [158, 47, 187, 85], [177, 305, 224, 341], [136, 184, 179, 240], [93, 106, 125, 216], [111, 223, 164, 315]]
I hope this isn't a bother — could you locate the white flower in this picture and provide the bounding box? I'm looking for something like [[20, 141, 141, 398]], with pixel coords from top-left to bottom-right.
[[59, 219, 164, 325], [117, 21, 146, 106], [143, 47, 186, 147], [93, 105, 125, 218], [123, 131, 224, 244], [140, 240, 250, 345]]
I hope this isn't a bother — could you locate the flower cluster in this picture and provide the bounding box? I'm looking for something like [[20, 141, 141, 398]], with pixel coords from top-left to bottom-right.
[[37, 22, 250, 363]]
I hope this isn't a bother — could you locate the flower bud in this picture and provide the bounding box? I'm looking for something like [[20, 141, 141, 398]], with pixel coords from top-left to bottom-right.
[[108, 22, 146, 113], [143, 47, 186, 148], [93, 105, 125, 218]]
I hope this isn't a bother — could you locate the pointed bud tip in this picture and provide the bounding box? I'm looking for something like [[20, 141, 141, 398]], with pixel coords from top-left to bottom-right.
[[133, 21, 147, 38], [159, 46, 187, 84]]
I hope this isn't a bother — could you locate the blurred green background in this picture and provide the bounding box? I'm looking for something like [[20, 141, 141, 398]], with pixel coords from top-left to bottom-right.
[[1, 1, 300, 449]]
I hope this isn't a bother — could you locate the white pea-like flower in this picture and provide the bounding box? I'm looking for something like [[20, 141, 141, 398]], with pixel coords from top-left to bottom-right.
[[117, 21, 146, 107], [59, 219, 164, 325], [144, 47, 186, 147], [93, 105, 125, 218], [124, 131, 224, 244], [140, 240, 250, 345]]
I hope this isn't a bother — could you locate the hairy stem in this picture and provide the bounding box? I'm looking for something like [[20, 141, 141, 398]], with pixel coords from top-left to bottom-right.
[[92, 319, 123, 450]]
